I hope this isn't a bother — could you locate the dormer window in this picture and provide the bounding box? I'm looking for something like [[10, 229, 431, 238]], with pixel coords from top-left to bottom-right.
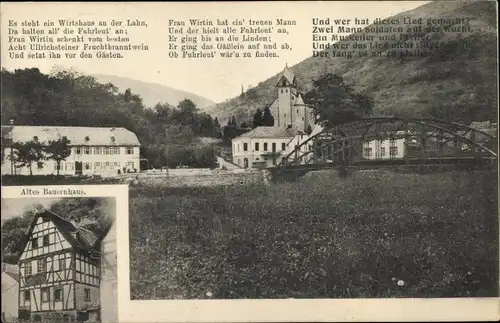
[[111, 136, 115, 142], [85, 136, 90, 142], [33, 136, 38, 142]]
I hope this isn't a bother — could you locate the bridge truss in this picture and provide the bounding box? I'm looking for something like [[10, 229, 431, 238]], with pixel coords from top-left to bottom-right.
[[277, 117, 498, 171]]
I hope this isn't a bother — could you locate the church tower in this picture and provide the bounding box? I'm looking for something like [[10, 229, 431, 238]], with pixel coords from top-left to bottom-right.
[[276, 65, 296, 128]]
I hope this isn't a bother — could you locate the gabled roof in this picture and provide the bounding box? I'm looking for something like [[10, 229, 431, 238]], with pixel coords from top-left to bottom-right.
[[276, 66, 296, 86], [18, 209, 100, 260], [1, 126, 141, 147], [233, 126, 298, 140], [2, 263, 19, 282]]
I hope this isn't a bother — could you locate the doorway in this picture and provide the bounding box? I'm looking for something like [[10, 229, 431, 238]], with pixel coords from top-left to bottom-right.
[[75, 161, 83, 175]]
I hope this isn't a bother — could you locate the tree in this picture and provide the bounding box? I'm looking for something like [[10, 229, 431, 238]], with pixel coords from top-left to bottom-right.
[[253, 109, 263, 128], [262, 106, 275, 126], [45, 136, 71, 176], [241, 122, 248, 128], [10, 140, 45, 176], [303, 73, 374, 126], [306, 124, 313, 135], [231, 115, 237, 126]]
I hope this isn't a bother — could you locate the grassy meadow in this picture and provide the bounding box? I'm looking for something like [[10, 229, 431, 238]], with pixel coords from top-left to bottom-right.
[[129, 170, 498, 299]]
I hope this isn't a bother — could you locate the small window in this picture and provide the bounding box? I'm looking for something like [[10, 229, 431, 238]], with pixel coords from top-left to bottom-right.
[[297, 109, 299, 113], [255, 143, 259, 151], [263, 143, 268, 151], [54, 288, 62, 301], [281, 89, 283, 93], [41, 287, 50, 302], [59, 258, 65, 270], [75, 147, 81, 155], [281, 143, 286, 151], [272, 143, 276, 152], [25, 262, 32, 276], [126, 147, 134, 154], [84, 288, 91, 301], [37, 258, 46, 273], [380, 147, 386, 157], [243, 143, 248, 151], [84, 162, 91, 170], [43, 235, 50, 246], [24, 290, 30, 302], [94, 147, 101, 154], [31, 238, 38, 249], [84, 147, 91, 154]]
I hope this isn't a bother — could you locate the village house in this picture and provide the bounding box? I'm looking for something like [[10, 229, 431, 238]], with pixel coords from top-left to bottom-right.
[[1, 125, 141, 176], [2, 263, 19, 322], [16, 209, 115, 322], [232, 127, 297, 168]]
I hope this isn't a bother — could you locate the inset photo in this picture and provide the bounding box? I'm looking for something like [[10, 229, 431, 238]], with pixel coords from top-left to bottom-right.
[[1, 196, 117, 323]]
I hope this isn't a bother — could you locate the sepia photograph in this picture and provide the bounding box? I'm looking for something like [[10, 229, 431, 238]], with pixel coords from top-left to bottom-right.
[[1, 196, 117, 323], [1, 0, 499, 322]]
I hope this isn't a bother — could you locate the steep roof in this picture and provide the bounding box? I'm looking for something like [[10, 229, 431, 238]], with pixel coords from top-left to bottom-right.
[[1, 126, 141, 146], [2, 263, 19, 282], [276, 66, 296, 86], [18, 209, 100, 260], [233, 126, 297, 140]]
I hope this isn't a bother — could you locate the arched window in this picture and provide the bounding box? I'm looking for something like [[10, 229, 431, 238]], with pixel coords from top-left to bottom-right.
[[243, 158, 249, 168]]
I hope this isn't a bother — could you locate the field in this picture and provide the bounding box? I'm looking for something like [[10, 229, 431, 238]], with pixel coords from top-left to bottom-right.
[[129, 169, 498, 299]]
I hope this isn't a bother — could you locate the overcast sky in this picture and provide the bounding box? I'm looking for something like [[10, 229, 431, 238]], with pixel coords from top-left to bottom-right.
[[1, 198, 62, 222], [1, 1, 429, 103]]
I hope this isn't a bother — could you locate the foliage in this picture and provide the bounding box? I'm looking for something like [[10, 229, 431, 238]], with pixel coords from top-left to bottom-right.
[[129, 170, 498, 299], [1, 197, 115, 264], [252, 109, 263, 128], [262, 106, 275, 126], [10, 140, 45, 176], [1, 68, 221, 169], [303, 73, 374, 126], [45, 136, 71, 176]]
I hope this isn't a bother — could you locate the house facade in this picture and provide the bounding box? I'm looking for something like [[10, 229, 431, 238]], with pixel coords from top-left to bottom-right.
[[1, 126, 141, 176], [232, 127, 297, 168], [17, 210, 102, 322], [2, 263, 19, 322]]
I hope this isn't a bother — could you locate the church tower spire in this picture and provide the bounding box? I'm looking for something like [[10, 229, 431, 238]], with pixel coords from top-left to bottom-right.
[[276, 64, 296, 128]]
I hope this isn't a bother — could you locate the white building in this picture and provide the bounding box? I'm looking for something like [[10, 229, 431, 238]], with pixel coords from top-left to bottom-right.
[[2, 263, 19, 322], [1, 126, 141, 176], [232, 127, 298, 168], [362, 138, 407, 160]]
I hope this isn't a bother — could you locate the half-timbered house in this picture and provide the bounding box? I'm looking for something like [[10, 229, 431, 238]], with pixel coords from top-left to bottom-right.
[[18, 210, 102, 322]]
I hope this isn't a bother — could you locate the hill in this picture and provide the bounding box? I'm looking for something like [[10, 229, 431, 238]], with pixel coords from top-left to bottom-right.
[[92, 74, 215, 110], [207, 0, 497, 125]]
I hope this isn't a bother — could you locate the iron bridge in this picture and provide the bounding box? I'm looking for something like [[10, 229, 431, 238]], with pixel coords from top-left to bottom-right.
[[271, 117, 497, 176]]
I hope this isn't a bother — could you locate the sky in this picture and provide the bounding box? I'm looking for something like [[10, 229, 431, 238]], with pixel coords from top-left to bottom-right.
[[1, 1, 429, 103], [1, 198, 62, 222]]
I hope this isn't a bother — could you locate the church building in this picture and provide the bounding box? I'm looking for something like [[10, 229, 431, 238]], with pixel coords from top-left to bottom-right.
[[268, 65, 313, 132], [231, 65, 315, 169]]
